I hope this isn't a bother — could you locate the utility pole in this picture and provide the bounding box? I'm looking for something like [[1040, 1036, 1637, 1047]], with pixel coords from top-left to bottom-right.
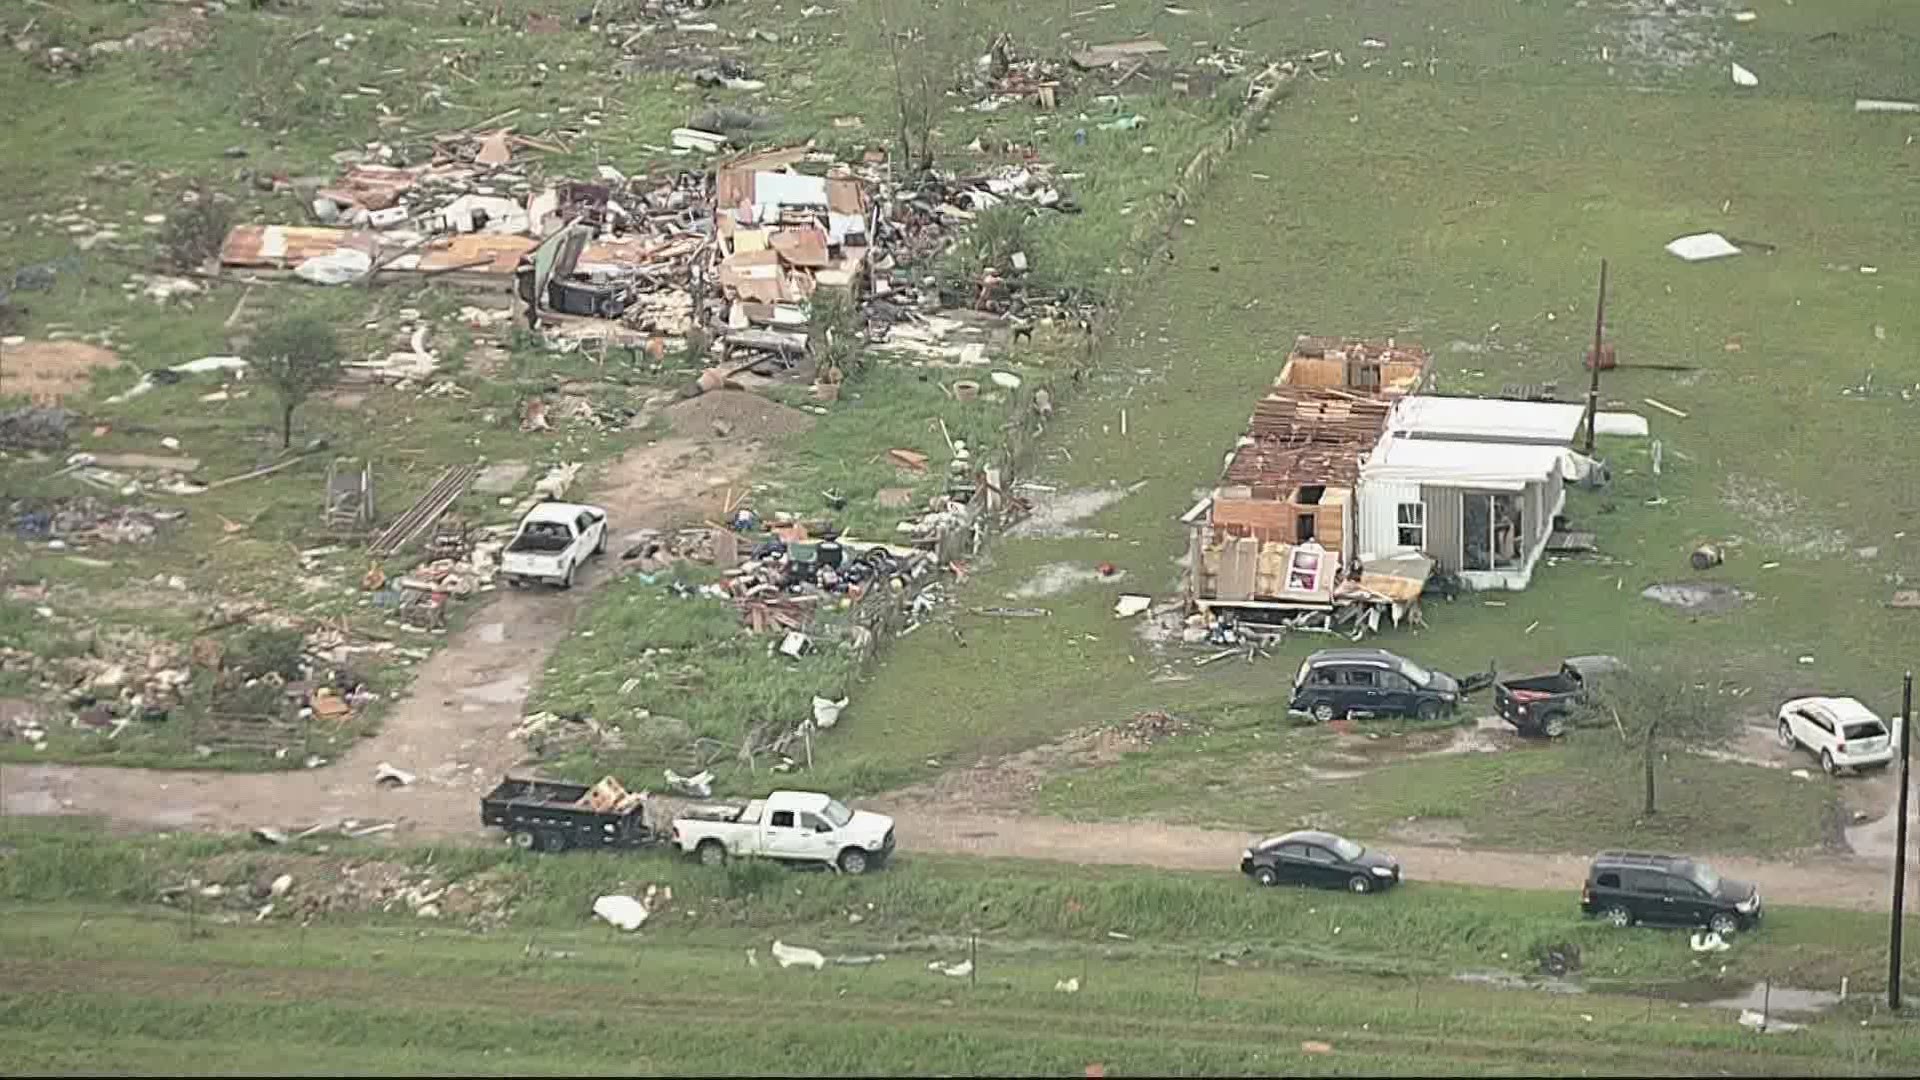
[[1583, 259, 1609, 457], [1892, 671, 1913, 1012]]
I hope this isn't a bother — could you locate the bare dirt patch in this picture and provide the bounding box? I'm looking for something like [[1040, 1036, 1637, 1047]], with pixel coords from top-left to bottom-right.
[[1642, 581, 1750, 614], [1005, 483, 1142, 539], [1720, 474, 1850, 559], [0, 340, 120, 401], [1010, 561, 1123, 599], [1603, 0, 1733, 77], [883, 711, 1200, 816], [665, 389, 817, 441]]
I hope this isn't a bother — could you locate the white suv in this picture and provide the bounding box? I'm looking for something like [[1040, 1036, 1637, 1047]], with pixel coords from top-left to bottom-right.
[[1776, 696, 1897, 775]]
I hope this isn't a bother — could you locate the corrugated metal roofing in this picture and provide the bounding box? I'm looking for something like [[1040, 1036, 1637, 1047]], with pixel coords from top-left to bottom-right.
[[1388, 396, 1587, 444]]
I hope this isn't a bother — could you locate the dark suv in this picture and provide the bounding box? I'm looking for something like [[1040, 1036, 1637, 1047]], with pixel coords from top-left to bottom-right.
[[1580, 851, 1761, 934], [1289, 648, 1462, 723]]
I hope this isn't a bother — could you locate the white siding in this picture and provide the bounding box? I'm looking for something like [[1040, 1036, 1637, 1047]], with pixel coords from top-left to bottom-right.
[[1356, 480, 1423, 560]]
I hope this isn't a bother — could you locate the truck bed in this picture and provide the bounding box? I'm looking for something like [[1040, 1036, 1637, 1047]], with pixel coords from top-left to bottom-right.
[[484, 777, 594, 808], [507, 529, 572, 553]]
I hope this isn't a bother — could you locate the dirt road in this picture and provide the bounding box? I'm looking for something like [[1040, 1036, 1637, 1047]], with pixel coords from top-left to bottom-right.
[[886, 810, 1919, 913], [3, 395, 1917, 912], [5, 421, 759, 838]]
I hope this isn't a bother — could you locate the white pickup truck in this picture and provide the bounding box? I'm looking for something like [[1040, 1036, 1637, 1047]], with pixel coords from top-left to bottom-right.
[[671, 790, 897, 875], [500, 501, 607, 589]]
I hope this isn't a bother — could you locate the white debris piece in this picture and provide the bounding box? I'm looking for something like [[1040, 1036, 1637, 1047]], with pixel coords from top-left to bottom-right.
[[1856, 99, 1920, 114], [928, 959, 974, 978], [665, 768, 713, 798], [1738, 1009, 1803, 1033], [269, 874, 295, 898], [1593, 412, 1650, 438], [374, 762, 416, 787], [1730, 62, 1759, 87], [812, 696, 849, 730], [1665, 233, 1742, 262], [593, 894, 649, 931], [1689, 931, 1730, 953], [990, 371, 1022, 390], [1055, 977, 1081, 993], [1113, 594, 1152, 618], [771, 940, 825, 970], [294, 248, 373, 285], [106, 355, 249, 404]]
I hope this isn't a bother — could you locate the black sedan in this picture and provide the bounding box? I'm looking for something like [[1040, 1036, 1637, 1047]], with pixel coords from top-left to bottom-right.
[[1240, 829, 1402, 894]]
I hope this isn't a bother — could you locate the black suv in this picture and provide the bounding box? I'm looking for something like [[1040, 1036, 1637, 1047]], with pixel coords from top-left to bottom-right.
[[1580, 851, 1762, 934], [1289, 648, 1462, 723]]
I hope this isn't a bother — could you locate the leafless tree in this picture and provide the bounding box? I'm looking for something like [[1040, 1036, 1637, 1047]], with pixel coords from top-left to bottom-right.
[[1581, 661, 1738, 816]]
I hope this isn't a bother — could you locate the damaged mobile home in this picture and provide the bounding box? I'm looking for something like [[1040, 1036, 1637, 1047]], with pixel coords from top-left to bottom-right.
[[1185, 337, 1605, 631]]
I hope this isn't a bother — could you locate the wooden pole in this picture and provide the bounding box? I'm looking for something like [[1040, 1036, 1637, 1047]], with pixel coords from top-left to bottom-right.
[[1583, 259, 1607, 457], [1890, 672, 1913, 1010]]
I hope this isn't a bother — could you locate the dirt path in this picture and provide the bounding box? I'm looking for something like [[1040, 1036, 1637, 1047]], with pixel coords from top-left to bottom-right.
[[879, 809, 1918, 914], [3, 415, 763, 838], [4, 396, 1917, 912]]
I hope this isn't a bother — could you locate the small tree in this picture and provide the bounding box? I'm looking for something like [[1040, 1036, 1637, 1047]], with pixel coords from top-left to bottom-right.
[[254, 313, 344, 448], [876, 0, 976, 173], [807, 290, 864, 383], [1580, 662, 1738, 816]]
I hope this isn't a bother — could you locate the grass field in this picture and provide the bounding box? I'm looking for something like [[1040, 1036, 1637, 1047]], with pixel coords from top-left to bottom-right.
[[0, 0, 1281, 768], [4, 814, 1920, 1074], [1028, 714, 1841, 857], [5, 909, 1917, 1076], [767, 0, 1920, 849]]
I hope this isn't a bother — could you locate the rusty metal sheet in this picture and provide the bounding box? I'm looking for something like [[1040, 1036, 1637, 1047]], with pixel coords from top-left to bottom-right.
[[769, 226, 830, 268], [825, 176, 866, 215], [219, 225, 378, 268], [414, 233, 536, 274]]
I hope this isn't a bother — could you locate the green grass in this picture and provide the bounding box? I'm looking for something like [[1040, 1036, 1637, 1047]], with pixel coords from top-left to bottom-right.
[[7, 922, 1915, 1077], [0, 817, 1910, 993], [1029, 712, 1837, 856], [788, 0, 1920, 855]]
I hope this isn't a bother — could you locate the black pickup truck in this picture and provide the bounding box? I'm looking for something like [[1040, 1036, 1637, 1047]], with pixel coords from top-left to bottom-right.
[[481, 776, 659, 853], [1493, 655, 1626, 737]]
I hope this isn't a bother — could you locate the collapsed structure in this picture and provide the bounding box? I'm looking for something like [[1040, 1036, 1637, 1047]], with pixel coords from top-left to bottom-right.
[[1186, 336, 1605, 634]]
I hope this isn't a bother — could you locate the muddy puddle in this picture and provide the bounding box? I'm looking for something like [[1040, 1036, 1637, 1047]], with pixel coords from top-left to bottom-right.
[[1453, 970, 1586, 995], [1702, 983, 1843, 1014]]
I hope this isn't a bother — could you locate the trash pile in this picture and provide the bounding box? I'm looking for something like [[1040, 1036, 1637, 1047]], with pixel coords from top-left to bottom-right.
[[7, 496, 186, 546], [701, 515, 940, 634], [1, 631, 195, 747], [218, 137, 1084, 372], [1119, 709, 1190, 746], [0, 406, 71, 449], [511, 710, 629, 755], [163, 859, 515, 929]]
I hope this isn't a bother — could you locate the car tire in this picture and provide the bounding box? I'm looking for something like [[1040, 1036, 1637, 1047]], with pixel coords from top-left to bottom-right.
[[697, 841, 726, 868], [1603, 905, 1633, 929], [1777, 720, 1796, 750], [1254, 866, 1279, 887], [839, 849, 870, 875], [1416, 701, 1442, 723], [1347, 874, 1371, 895], [1708, 912, 1739, 936], [1312, 703, 1337, 723], [1821, 749, 1837, 775], [1543, 713, 1569, 738], [595, 531, 607, 555], [511, 830, 536, 851], [539, 830, 568, 853], [559, 563, 575, 590]]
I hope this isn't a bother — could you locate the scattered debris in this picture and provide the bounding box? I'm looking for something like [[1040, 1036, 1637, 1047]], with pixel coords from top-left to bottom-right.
[[593, 894, 649, 931], [1055, 977, 1081, 993], [1738, 1010, 1803, 1034], [772, 940, 826, 970], [374, 762, 416, 788], [1113, 594, 1153, 618], [1856, 99, 1920, 114], [928, 958, 974, 978], [665, 768, 714, 798], [1730, 62, 1759, 87], [1301, 1041, 1334, 1055], [1643, 397, 1689, 419], [1690, 931, 1731, 953], [1665, 233, 1742, 262]]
